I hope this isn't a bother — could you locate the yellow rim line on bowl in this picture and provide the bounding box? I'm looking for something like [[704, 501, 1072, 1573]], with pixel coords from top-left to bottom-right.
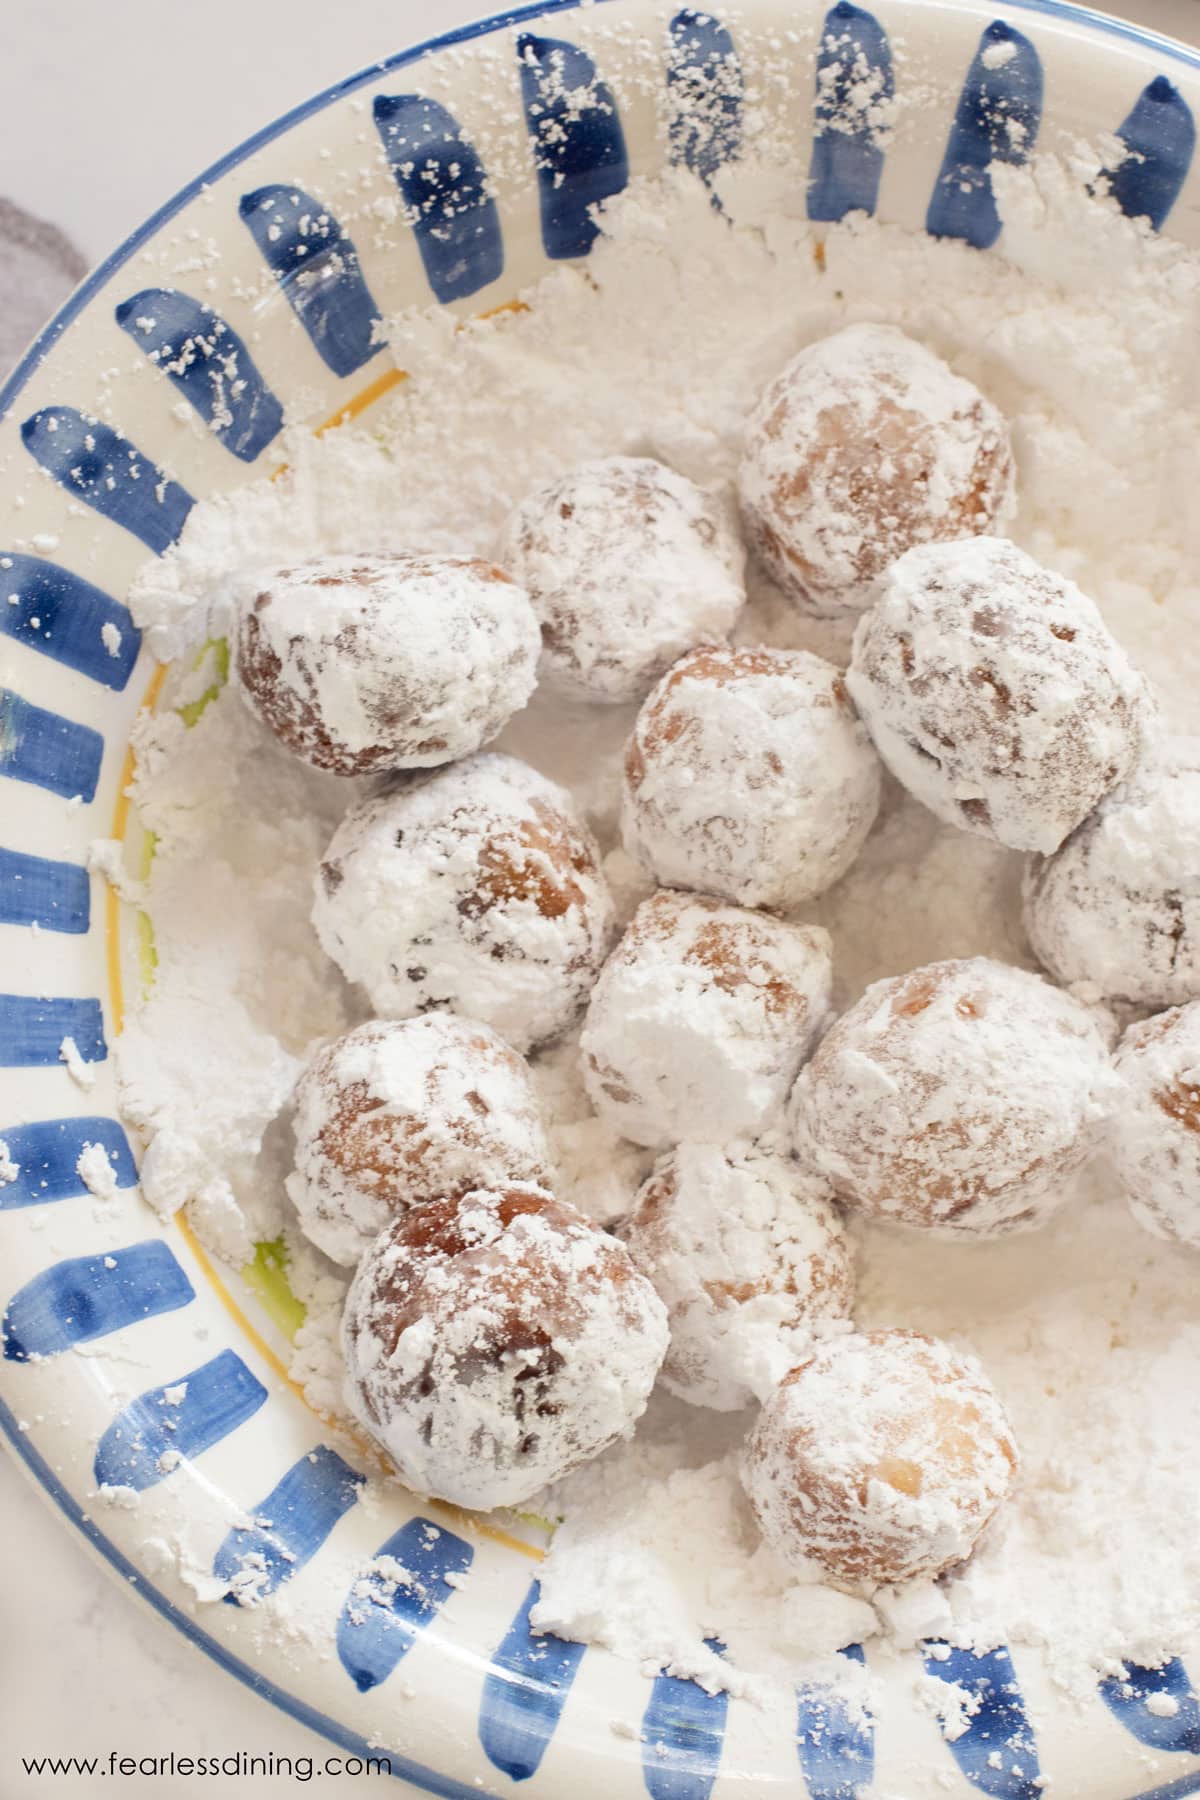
[[106, 659, 169, 1035], [103, 346, 548, 1562], [271, 300, 528, 476]]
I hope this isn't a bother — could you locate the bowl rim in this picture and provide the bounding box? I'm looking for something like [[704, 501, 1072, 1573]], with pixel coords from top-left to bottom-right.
[[2, 0, 1198, 428], [4, 0, 1200, 1793]]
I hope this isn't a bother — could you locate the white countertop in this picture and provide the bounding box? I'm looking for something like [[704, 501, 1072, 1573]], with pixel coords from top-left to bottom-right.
[[1, 1, 1197, 1794]]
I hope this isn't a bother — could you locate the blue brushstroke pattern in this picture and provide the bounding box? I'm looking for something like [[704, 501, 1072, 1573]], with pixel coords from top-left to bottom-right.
[[926, 21, 1043, 249], [337, 1516, 473, 1693], [478, 1579, 588, 1781], [373, 95, 503, 303], [3, 1240, 194, 1362], [20, 408, 193, 554], [666, 10, 743, 188], [93, 1349, 268, 1491], [0, 1116, 136, 1210], [809, 2, 894, 222], [0, 995, 105, 1068], [922, 1643, 1041, 1799], [239, 185, 383, 378], [0, 555, 140, 690], [640, 1640, 729, 1800], [1100, 1658, 1200, 1753], [115, 289, 284, 462], [0, 690, 102, 801], [796, 1642, 875, 1799], [214, 1445, 364, 1604], [1101, 77, 1196, 230], [0, 846, 89, 934], [517, 33, 630, 259]]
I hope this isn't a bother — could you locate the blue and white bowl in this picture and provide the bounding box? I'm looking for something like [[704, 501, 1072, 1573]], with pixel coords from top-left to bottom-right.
[[1, 2, 1199, 1794]]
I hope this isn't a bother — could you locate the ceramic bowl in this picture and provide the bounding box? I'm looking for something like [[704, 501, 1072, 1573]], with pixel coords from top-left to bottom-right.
[[2, 2, 1199, 1794]]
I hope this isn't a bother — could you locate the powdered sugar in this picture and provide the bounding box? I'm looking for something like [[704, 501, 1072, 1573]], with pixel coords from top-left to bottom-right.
[[531, 1395, 877, 1697]]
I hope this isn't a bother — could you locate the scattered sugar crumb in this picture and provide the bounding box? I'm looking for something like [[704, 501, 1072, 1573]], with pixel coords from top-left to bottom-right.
[[59, 1036, 96, 1090], [76, 1142, 119, 1203]]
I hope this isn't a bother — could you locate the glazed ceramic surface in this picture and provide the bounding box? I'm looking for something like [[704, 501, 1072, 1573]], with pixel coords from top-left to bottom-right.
[[1, 3, 1199, 1795]]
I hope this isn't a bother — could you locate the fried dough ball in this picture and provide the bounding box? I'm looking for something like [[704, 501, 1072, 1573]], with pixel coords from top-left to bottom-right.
[[313, 753, 615, 1053], [738, 324, 1015, 618], [341, 1184, 668, 1509], [1023, 741, 1200, 1010], [621, 645, 881, 909], [1109, 1003, 1200, 1248], [236, 553, 539, 773], [791, 956, 1113, 1236], [496, 456, 746, 703], [623, 1143, 854, 1410], [742, 1328, 1018, 1585], [581, 889, 834, 1150], [287, 1016, 552, 1264], [847, 537, 1152, 854]]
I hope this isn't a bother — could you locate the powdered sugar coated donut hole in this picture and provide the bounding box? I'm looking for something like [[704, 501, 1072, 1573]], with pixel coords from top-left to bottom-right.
[[621, 645, 882, 910], [313, 752, 615, 1054], [791, 956, 1113, 1237], [235, 552, 540, 774], [286, 1015, 552, 1265], [738, 323, 1015, 619], [742, 1328, 1018, 1586], [623, 1143, 854, 1411], [1109, 1003, 1200, 1248], [581, 888, 833, 1150], [496, 455, 746, 704], [341, 1184, 668, 1509], [1023, 741, 1200, 1010], [847, 537, 1153, 855]]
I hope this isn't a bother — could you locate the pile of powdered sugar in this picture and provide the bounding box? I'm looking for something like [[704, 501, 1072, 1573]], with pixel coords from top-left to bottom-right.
[[118, 148, 1200, 1707]]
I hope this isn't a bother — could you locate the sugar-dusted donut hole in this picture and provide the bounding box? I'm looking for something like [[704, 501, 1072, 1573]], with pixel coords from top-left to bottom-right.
[[286, 1015, 552, 1266], [1023, 740, 1200, 1010], [621, 645, 882, 910], [312, 752, 615, 1054], [581, 888, 833, 1150], [622, 1143, 854, 1411], [738, 323, 1015, 619], [341, 1184, 668, 1510], [742, 1328, 1018, 1586], [1110, 1003, 1200, 1248], [791, 956, 1113, 1237], [235, 552, 540, 775], [496, 455, 746, 704], [847, 537, 1153, 855]]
